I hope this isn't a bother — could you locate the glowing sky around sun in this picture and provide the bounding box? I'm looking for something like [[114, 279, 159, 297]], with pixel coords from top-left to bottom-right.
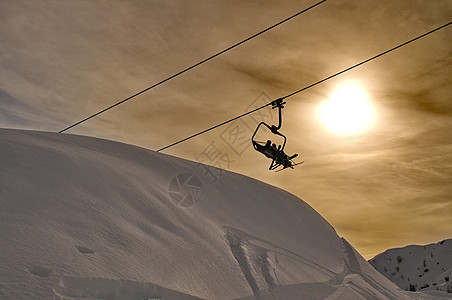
[[319, 82, 374, 135]]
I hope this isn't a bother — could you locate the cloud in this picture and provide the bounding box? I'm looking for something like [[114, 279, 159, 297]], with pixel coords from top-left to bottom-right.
[[0, 89, 40, 129]]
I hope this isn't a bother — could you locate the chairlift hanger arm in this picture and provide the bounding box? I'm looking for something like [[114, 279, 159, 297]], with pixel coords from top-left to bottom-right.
[[251, 98, 287, 152], [251, 122, 287, 152], [251, 122, 267, 145], [271, 98, 286, 131]]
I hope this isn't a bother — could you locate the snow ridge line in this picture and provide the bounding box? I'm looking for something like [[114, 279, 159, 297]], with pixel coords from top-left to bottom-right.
[[225, 226, 336, 278], [226, 231, 262, 298], [340, 238, 405, 300]]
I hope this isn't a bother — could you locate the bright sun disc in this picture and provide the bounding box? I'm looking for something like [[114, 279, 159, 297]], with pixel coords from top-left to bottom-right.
[[319, 83, 374, 135]]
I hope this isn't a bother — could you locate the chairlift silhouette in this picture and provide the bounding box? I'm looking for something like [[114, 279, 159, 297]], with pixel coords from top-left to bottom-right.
[[251, 99, 302, 171]]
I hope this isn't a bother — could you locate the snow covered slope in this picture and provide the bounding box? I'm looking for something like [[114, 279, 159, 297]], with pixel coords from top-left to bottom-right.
[[369, 239, 452, 295], [0, 129, 445, 299]]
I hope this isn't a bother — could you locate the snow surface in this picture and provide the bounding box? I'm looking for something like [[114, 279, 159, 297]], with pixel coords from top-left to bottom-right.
[[369, 239, 452, 295], [0, 128, 447, 299]]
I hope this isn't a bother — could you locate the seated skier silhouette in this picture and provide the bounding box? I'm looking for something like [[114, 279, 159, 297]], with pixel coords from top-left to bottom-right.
[[256, 140, 276, 159], [257, 140, 294, 167], [277, 147, 295, 169]]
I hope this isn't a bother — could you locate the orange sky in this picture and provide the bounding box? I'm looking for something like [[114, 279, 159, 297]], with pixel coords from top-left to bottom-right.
[[1, 0, 451, 259]]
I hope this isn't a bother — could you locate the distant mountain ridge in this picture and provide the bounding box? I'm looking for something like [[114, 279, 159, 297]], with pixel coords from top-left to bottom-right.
[[369, 239, 452, 295]]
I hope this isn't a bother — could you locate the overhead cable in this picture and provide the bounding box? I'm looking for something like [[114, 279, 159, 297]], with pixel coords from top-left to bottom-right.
[[58, 0, 328, 133], [156, 21, 452, 152]]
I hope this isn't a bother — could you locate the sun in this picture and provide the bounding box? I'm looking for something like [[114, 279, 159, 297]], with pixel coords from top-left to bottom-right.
[[318, 82, 374, 135]]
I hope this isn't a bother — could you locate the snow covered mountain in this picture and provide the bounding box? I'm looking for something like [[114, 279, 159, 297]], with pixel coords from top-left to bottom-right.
[[369, 239, 452, 295], [0, 128, 448, 299]]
